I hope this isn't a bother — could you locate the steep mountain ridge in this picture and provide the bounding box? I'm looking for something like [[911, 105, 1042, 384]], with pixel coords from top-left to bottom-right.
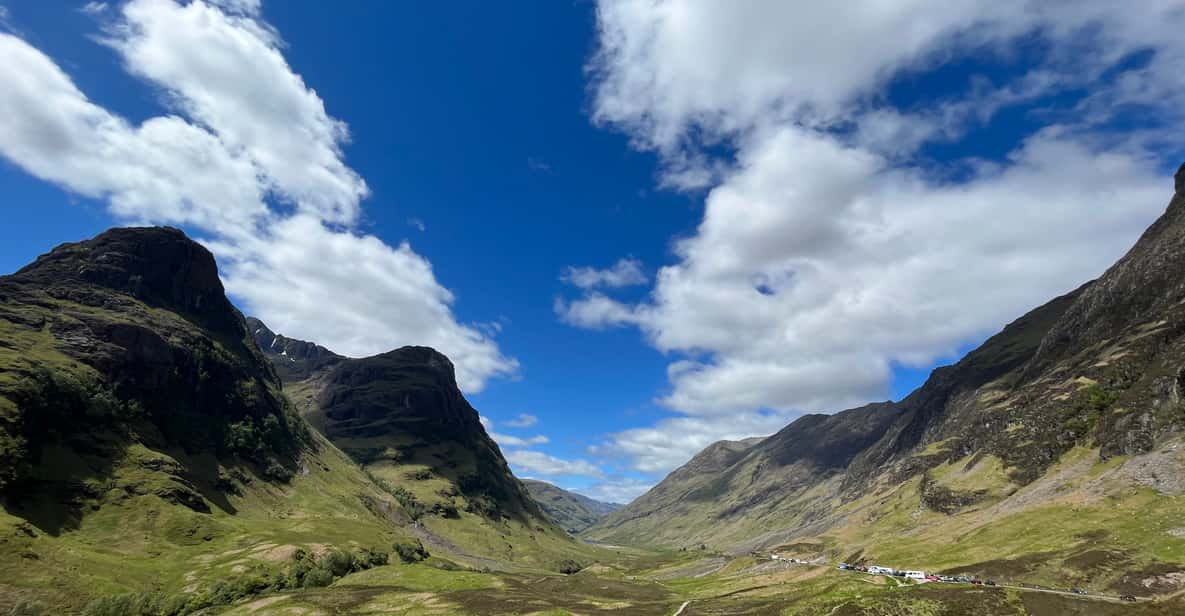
[[0, 227, 419, 611], [250, 320, 584, 568], [246, 317, 343, 381], [522, 479, 620, 533], [587, 169, 1185, 593]]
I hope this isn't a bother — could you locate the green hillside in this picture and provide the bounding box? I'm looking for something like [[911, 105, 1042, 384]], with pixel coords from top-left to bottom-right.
[[522, 479, 621, 533], [587, 172, 1185, 600]]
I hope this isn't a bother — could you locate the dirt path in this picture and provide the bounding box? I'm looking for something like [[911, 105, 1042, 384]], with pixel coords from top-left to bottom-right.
[[671, 600, 691, 616]]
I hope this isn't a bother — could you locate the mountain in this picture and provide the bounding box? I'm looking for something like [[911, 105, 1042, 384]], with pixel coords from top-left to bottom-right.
[[0, 228, 421, 612], [587, 166, 1185, 595], [249, 320, 586, 569], [246, 317, 342, 381], [522, 479, 621, 533]]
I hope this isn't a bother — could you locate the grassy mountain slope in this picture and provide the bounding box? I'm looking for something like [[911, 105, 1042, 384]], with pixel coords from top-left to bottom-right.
[[522, 479, 621, 533], [250, 321, 593, 571], [0, 228, 423, 612], [587, 169, 1185, 596]]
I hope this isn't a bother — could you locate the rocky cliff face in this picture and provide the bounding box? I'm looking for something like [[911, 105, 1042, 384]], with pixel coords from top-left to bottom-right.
[[0, 228, 312, 532], [588, 168, 1185, 574], [246, 317, 342, 381], [250, 319, 554, 528]]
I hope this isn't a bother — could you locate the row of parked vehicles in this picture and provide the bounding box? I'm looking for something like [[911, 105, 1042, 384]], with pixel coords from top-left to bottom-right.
[[837, 563, 996, 585], [834, 563, 1138, 601]]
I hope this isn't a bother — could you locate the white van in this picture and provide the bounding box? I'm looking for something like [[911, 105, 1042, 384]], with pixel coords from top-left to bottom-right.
[[868, 566, 894, 575], [904, 570, 927, 580]]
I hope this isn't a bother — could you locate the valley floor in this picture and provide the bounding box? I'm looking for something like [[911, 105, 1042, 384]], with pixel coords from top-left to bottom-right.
[[201, 547, 1185, 615]]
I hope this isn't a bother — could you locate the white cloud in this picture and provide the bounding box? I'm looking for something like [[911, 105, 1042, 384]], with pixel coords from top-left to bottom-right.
[[108, 0, 366, 225], [0, 1, 516, 392], [407, 217, 426, 232], [504, 413, 538, 428], [562, 257, 647, 290], [80, 2, 109, 15], [506, 450, 604, 479], [479, 415, 548, 448], [571, 0, 1185, 475], [494, 434, 550, 447], [592, 411, 787, 474], [576, 477, 652, 504]]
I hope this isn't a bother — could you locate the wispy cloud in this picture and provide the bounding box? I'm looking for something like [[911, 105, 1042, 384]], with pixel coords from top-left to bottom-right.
[[561, 257, 647, 290], [80, 2, 108, 15], [504, 413, 538, 428]]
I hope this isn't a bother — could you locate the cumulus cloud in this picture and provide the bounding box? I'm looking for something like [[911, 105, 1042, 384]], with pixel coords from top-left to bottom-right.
[[561, 257, 648, 290], [505, 450, 604, 479], [0, 0, 515, 391], [568, 0, 1185, 475]]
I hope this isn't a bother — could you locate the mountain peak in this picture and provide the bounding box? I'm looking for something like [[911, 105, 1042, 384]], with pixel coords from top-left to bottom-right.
[[13, 226, 239, 335], [1176, 161, 1185, 194]]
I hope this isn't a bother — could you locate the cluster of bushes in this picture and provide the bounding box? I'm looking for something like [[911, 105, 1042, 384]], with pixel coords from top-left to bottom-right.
[[81, 546, 390, 616], [221, 414, 301, 481], [557, 559, 585, 575], [389, 486, 427, 520], [363, 469, 462, 521], [1062, 382, 1121, 436], [392, 538, 430, 563], [2, 368, 142, 491]]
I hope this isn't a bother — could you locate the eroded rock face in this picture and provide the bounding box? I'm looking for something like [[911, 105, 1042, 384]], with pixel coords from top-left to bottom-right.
[[0, 227, 309, 529], [16, 227, 241, 336], [250, 319, 549, 524], [247, 317, 342, 381]]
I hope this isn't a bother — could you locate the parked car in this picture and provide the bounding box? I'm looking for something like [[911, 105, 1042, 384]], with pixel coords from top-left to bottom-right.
[[985, 580, 997, 586], [1120, 595, 1137, 602], [1071, 588, 1087, 595], [970, 579, 983, 585], [925, 575, 939, 582]]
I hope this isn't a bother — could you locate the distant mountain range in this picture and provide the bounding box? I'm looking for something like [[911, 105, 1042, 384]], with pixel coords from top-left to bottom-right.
[[587, 166, 1185, 596], [521, 479, 620, 533]]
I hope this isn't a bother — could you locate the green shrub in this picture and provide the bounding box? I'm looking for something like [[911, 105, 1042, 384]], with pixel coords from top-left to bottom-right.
[[354, 546, 389, 569], [557, 559, 584, 575], [393, 539, 429, 563], [322, 549, 357, 577], [302, 566, 333, 588]]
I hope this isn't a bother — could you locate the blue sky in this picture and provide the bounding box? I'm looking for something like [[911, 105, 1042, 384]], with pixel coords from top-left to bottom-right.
[[2, 1, 1184, 503]]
